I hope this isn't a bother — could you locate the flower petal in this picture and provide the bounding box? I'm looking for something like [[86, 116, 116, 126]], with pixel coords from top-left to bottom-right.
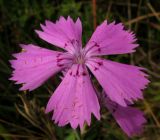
[[105, 97, 146, 137], [10, 44, 73, 91], [84, 21, 138, 57], [36, 16, 82, 54], [86, 58, 149, 106], [46, 64, 100, 129]]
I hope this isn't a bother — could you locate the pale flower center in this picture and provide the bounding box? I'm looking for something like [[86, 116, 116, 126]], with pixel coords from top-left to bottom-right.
[[73, 50, 86, 64]]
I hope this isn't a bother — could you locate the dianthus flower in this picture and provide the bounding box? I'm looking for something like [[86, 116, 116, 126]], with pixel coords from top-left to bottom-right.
[[10, 16, 149, 136]]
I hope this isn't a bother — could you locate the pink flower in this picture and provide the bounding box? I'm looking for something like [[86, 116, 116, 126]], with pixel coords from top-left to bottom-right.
[[102, 93, 146, 137], [10, 16, 149, 134]]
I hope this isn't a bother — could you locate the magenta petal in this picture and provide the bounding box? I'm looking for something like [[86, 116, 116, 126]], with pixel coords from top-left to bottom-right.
[[86, 58, 149, 106], [105, 97, 146, 137], [45, 64, 100, 129], [10, 44, 72, 91], [84, 21, 138, 57], [36, 16, 82, 54]]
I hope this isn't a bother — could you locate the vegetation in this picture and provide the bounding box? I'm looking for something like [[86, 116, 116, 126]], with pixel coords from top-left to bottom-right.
[[0, 0, 160, 139]]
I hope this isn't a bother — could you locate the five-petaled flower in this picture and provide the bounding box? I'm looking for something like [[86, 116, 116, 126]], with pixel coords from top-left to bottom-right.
[[10, 16, 149, 137]]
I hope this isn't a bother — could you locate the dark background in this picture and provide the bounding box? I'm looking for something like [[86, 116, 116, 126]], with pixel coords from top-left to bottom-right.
[[0, 0, 160, 139]]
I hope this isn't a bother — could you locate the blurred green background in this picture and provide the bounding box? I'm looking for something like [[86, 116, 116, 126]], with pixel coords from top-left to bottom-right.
[[0, 0, 160, 139]]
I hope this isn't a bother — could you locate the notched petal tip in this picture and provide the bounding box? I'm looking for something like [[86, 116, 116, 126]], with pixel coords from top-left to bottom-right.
[[35, 30, 42, 35], [9, 76, 15, 81], [10, 44, 68, 92], [105, 96, 146, 137], [46, 64, 100, 129], [35, 16, 82, 52], [85, 20, 139, 56], [40, 23, 46, 30], [87, 58, 149, 106], [9, 60, 14, 64]]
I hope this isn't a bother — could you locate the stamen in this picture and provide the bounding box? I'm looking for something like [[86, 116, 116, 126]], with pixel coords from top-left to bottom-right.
[[73, 50, 86, 64]]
